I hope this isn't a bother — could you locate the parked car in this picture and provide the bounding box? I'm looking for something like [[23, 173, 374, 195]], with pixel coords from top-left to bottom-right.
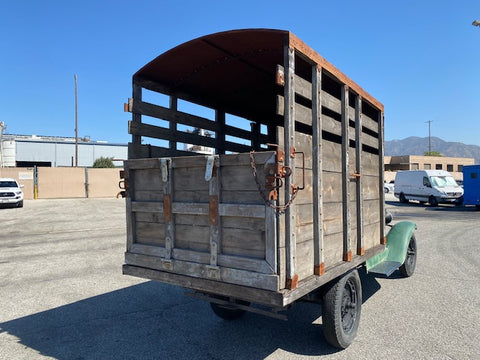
[[0, 178, 24, 207], [394, 170, 463, 207], [384, 181, 395, 193]]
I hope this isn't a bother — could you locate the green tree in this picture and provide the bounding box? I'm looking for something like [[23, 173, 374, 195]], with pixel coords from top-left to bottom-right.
[[92, 157, 115, 168], [424, 151, 442, 156]]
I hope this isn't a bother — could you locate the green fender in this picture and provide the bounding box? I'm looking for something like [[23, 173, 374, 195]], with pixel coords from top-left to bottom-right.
[[366, 221, 417, 275]]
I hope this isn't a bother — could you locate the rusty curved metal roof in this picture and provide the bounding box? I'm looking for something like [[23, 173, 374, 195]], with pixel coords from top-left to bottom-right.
[[134, 29, 382, 119]]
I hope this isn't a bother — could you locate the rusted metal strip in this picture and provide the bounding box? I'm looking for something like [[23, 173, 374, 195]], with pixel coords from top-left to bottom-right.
[[163, 194, 172, 223], [209, 195, 219, 226]]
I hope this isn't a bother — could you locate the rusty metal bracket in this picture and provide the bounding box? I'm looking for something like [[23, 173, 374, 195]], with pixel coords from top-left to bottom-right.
[[350, 171, 361, 180]]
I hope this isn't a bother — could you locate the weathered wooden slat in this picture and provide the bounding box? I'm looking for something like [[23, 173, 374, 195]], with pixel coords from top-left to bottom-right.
[[355, 95, 364, 255], [341, 85, 352, 262], [135, 221, 165, 246], [209, 156, 220, 267], [123, 264, 284, 307], [378, 111, 385, 244], [129, 120, 252, 154], [163, 158, 174, 259], [132, 201, 164, 213], [131, 99, 270, 145], [124, 252, 279, 291], [128, 142, 197, 160], [283, 44, 298, 289]]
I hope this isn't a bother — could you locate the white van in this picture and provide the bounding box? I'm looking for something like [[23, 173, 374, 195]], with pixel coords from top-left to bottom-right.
[[394, 170, 463, 207]]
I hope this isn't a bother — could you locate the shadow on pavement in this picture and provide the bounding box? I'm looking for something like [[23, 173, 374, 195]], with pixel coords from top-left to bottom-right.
[[1, 273, 383, 359]]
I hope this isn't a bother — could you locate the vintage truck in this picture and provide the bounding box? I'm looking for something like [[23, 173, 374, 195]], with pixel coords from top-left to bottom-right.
[[121, 29, 417, 349]]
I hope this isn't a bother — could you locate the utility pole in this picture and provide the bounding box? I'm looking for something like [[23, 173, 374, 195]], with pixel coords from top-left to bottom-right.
[[0, 121, 5, 168], [426, 120, 433, 154], [74, 74, 78, 167]]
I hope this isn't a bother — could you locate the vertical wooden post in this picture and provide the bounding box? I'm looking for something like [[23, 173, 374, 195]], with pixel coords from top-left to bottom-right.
[[132, 82, 142, 146], [313, 66, 324, 275], [169, 96, 178, 151], [342, 85, 352, 262], [215, 110, 226, 155], [209, 156, 221, 268], [251, 122, 261, 151], [284, 43, 298, 289], [355, 95, 364, 255], [378, 111, 386, 244], [162, 158, 175, 261]]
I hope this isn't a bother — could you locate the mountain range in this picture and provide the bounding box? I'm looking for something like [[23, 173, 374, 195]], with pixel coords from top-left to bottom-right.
[[385, 137, 480, 164]]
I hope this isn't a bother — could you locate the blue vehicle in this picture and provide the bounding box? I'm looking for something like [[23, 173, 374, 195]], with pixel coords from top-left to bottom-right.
[[462, 165, 480, 209]]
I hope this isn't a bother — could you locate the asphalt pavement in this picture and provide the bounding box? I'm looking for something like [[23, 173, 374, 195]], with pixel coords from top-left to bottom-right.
[[0, 196, 478, 360]]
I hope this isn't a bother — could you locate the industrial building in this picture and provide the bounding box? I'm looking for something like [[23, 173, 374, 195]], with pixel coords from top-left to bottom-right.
[[384, 155, 475, 181], [0, 134, 127, 167]]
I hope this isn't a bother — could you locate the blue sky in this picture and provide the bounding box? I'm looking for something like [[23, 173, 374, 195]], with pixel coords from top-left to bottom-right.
[[1, 1, 479, 146]]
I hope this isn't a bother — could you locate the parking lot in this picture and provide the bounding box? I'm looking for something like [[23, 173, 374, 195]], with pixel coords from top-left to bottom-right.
[[0, 196, 479, 359]]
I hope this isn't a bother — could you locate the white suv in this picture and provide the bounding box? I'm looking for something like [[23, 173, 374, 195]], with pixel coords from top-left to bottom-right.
[[0, 178, 24, 207]]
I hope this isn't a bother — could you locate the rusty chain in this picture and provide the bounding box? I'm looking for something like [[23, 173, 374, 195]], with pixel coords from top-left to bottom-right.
[[249, 151, 299, 215]]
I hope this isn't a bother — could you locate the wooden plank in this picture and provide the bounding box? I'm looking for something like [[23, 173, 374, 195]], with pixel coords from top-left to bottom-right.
[[378, 111, 385, 243], [123, 264, 283, 307], [362, 131, 379, 150], [131, 99, 270, 146], [283, 44, 298, 289], [130, 243, 166, 258], [341, 85, 352, 262], [132, 201, 164, 213], [163, 158, 174, 260], [128, 142, 197, 160], [124, 253, 279, 291], [209, 156, 220, 266], [132, 82, 142, 145], [222, 227, 266, 259], [355, 95, 364, 255], [169, 96, 178, 150], [129, 120, 252, 154], [135, 221, 165, 246], [219, 203, 265, 218]]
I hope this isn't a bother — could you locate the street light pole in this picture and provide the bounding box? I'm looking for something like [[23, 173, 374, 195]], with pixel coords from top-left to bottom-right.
[[74, 74, 78, 167]]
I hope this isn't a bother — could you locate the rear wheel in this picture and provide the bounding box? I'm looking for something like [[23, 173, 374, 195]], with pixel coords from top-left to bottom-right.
[[399, 193, 408, 203], [322, 269, 362, 349], [429, 196, 438, 207], [399, 235, 417, 277], [210, 297, 249, 320]]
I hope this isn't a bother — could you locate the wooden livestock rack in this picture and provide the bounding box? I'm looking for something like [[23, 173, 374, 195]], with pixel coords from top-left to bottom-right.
[[122, 29, 417, 349]]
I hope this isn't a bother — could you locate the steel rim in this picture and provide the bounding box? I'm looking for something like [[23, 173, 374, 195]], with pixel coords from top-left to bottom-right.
[[341, 279, 358, 334]]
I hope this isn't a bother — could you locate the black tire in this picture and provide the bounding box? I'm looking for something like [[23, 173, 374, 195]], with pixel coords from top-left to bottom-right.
[[399, 193, 408, 203], [429, 196, 438, 207], [322, 269, 362, 349], [17, 200, 24, 208], [384, 187, 389, 194], [399, 235, 417, 277], [210, 297, 249, 320]]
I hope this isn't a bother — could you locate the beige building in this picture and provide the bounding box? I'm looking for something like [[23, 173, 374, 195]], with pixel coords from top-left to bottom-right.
[[384, 155, 474, 182]]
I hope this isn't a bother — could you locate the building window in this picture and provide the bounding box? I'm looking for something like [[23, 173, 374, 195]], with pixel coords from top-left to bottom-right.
[[424, 164, 431, 170], [411, 163, 419, 170], [458, 165, 463, 172], [447, 164, 453, 172], [436, 164, 442, 170]]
